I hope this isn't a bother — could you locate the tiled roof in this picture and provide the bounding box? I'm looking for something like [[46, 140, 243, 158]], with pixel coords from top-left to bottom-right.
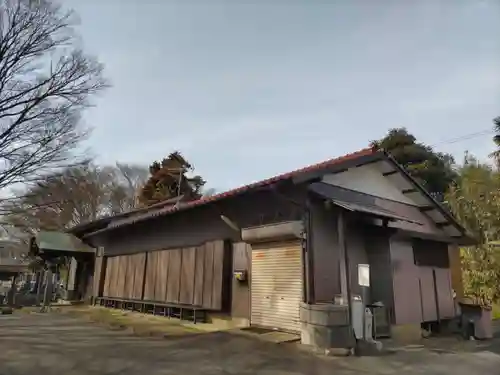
[[68, 195, 185, 235], [85, 147, 377, 233]]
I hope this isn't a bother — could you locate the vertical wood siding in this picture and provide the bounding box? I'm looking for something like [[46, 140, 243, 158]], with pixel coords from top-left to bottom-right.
[[92, 256, 107, 298], [364, 228, 394, 317], [419, 266, 438, 322], [101, 240, 227, 310], [143, 251, 157, 300], [390, 239, 422, 325], [231, 242, 251, 319]]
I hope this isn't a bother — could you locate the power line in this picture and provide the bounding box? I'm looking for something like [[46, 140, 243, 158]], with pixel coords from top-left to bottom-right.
[[430, 128, 494, 147]]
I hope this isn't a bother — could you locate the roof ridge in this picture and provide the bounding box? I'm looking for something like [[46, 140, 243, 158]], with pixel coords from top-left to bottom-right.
[[84, 147, 378, 236], [187, 147, 376, 205]]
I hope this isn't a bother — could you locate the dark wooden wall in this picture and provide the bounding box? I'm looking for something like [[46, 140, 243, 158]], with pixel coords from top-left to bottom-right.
[[390, 238, 423, 325], [413, 239, 450, 268], [231, 242, 251, 319], [92, 256, 106, 299], [364, 227, 393, 316], [309, 198, 340, 302], [448, 244, 463, 300], [87, 188, 305, 257], [101, 240, 228, 310]]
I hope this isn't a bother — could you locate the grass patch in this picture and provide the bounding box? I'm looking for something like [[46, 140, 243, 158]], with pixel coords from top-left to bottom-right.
[[50, 306, 204, 338]]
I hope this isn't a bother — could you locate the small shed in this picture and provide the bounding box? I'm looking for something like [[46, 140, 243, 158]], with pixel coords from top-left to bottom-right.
[[29, 231, 96, 301], [29, 231, 95, 260]]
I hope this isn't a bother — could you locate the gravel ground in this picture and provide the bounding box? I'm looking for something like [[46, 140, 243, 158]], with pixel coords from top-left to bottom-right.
[[1, 312, 500, 375]]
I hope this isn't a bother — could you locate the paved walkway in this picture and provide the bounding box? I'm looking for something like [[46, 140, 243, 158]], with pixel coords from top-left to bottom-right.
[[1, 313, 500, 375]]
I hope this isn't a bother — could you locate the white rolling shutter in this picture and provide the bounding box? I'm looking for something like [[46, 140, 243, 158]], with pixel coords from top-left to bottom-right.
[[251, 241, 303, 332]]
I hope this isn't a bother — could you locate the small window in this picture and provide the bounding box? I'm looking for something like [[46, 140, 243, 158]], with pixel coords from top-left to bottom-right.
[[413, 239, 449, 268]]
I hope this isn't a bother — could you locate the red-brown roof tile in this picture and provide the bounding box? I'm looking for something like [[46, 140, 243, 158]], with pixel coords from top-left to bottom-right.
[[108, 147, 377, 227]]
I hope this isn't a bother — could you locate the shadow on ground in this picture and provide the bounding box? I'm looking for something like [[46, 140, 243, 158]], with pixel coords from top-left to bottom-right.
[[1, 313, 500, 375]]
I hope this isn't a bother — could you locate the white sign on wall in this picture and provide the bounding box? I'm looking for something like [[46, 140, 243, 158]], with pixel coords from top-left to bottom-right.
[[358, 264, 370, 287]]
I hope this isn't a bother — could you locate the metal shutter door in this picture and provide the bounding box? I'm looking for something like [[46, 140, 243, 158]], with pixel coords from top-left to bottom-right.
[[251, 241, 302, 332]]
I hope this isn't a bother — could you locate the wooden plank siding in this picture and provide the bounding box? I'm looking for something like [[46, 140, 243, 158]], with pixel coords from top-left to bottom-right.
[[103, 256, 111, 297], [211, 241, 224, 309], [100, 240, 228, 310], [153, 250, 165, 301], [179, 247, 196, 305], [116, 255, 126, 298], [133, 253, 146, 300], [92, 256, 107, 298], [143, 251, 157, 301], [166, 249, 180, 303], [123, 255, 134, 299], [104, 256, 116, 297], [202, 242, 214, 308], [193, 246, 205, 306]]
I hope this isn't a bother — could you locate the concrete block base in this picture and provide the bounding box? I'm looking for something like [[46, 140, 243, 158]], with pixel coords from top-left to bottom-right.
[[300, 302, 355, 349], [301, 323, 355, 348]]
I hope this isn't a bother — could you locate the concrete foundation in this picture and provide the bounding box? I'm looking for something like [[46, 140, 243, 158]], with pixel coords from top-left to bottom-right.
[[207, 314, 250, 330], [300, 302, 356, 349]]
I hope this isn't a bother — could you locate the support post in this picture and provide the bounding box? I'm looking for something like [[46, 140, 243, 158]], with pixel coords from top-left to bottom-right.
[[40, 268, 53, 312], [35, 271, 43, 305], [66, 257, 78, 300], [305, 197, 315, 304], [7, 274, 17, 306], [337, 210, 352, 325]]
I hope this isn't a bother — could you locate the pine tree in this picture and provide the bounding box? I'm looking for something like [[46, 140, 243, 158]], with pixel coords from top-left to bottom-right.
[[139, 152, 206, 206]]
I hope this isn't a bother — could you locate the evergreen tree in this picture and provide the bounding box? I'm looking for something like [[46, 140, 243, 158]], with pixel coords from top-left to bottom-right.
[[371, 128, 457, 201], [139, 152, 205, 206]]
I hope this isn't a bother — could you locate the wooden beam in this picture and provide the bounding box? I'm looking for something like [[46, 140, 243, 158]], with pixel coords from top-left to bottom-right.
[[383, 152, 467, 238], [382, 170, 398, 176], [419, 206, 435, 212], [436, 222, 451, 228], [402, 188, 418, 195]]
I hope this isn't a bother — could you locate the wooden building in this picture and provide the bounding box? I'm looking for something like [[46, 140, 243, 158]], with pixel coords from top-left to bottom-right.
[[71, 148, 470, 341]]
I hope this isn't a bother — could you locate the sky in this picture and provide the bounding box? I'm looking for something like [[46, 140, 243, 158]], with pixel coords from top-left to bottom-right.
[[64, 0, 500, 192]]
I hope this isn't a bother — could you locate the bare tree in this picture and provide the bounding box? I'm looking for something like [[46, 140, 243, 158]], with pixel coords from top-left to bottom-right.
[[108, 162, 148, 213], [2, 164, 110, 234], [1, 162, 148, 237], [0, 0, 107, 190]]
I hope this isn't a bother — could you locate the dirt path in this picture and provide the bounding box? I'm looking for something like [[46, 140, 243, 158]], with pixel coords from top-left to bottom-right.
[[1, 313, 500, 375]]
